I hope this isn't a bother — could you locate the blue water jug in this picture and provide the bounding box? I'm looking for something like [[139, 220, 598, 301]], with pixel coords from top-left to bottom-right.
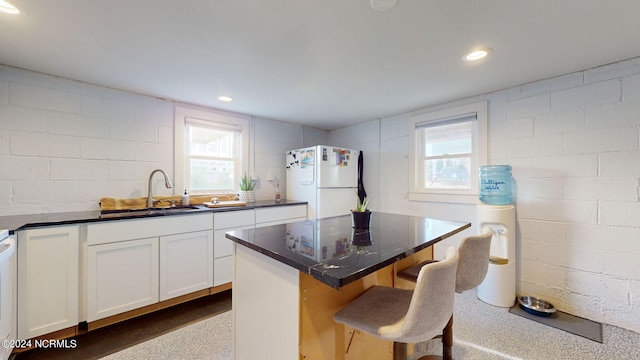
[[479, 165, 512, 204]]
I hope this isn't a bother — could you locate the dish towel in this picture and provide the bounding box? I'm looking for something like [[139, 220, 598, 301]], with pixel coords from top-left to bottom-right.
[[357, 150, 367, 202]]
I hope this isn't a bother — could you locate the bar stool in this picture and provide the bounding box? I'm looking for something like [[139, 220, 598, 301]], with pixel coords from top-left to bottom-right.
[[397, 232, 493, 359], [334, 246, 459, 360]]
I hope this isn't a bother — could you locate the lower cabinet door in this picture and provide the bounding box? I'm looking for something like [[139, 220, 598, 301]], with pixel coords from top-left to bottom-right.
[[87, 238, 159, 322], [159, 231, 213, 301], [17, 226, 79, 339]]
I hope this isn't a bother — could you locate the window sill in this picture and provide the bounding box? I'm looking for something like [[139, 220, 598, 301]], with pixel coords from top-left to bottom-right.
[[408, 192, 480, 205]]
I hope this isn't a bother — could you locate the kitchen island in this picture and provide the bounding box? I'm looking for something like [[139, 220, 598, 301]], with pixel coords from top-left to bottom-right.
[[226, 212, 471, 360]]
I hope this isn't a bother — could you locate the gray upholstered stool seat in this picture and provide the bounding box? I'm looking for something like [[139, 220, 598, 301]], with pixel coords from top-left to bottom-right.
[[396, 232, 493, 359], [398, 232, 492, 292], [334, 246, 459, 360]]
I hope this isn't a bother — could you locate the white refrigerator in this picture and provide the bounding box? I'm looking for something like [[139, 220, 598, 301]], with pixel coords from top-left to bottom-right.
[[286, 145, 359, 219]]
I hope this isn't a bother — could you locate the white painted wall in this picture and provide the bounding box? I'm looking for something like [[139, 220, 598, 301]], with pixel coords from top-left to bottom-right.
[[250, 117, 305, 201], [330, 57, 640, 333], [0, 65, 321, 215]]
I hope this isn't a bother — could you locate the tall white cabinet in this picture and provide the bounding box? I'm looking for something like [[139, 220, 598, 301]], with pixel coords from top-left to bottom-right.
[[17, 225, 79, 339]]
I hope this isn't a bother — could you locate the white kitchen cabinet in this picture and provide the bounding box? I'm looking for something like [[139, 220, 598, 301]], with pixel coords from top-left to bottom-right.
[[17, 225, 79, 339], [255, 205, 307, 227], [86, 214, 212, 246], [212, 205, 306, 286], [0, 234, 15, 360], [160, 230, 213, 301], [213, 255, 234, 287], [86, 213, 213, 322], [213, 210, 254, 286], [87, 237, 159, 322]]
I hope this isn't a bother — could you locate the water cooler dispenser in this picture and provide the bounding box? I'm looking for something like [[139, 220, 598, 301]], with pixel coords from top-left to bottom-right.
[[476, 165, 516, 307]]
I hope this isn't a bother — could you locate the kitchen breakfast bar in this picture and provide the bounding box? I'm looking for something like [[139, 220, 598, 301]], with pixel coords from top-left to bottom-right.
[[226, 212, 470, 360]]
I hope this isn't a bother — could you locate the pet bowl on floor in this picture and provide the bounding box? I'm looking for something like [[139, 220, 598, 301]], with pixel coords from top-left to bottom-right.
[[518, 296, 556, 317]]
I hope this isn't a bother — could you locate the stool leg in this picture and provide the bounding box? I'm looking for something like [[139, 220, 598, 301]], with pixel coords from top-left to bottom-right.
[[442, 315, 453, 360], [416, 315, 454, 360], [393, 342, 408, 360]]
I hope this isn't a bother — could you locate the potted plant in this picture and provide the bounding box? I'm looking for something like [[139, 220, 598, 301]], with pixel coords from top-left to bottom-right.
[[351, 195, 371, 229], [239, 173, 256, 203]]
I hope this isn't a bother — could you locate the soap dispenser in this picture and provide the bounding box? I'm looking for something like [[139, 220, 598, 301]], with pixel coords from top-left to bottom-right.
[[181, 189, 190, 206], [275, 184, 281, 203]]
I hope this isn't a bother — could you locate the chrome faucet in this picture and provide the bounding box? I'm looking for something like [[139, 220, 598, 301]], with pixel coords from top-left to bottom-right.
[[147, 169, 173, 208]]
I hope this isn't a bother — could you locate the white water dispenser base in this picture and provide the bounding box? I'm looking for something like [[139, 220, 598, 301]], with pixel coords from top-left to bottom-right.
[[476, 204, 516, 307]]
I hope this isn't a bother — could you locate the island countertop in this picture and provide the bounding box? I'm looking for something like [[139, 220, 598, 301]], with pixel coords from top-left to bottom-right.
[[226, 211, 471, 289]]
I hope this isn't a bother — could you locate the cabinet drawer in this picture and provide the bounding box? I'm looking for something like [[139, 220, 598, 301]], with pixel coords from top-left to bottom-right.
[[214, 210, 255, 230], [255, 205, 306, 224], [214, 225, 253, 258], [88, 213, 213, 245], [214, 255, 233, 286]]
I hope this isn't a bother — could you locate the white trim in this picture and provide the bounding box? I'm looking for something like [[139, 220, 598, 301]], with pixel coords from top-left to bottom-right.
[[408, 101, 487, 204], [408, 192, 481, 205], [174, 106, 250, 193]]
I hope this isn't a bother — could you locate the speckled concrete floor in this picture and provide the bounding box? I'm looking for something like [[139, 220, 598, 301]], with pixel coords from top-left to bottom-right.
[[101, 290, 640, 360], [101, 311, 232, 360], [410, 290, 640, 360]]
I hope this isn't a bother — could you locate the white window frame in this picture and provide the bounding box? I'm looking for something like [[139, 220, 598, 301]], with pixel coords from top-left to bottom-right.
[[408, 101, 487, 204], [174, 106, 250, 194]]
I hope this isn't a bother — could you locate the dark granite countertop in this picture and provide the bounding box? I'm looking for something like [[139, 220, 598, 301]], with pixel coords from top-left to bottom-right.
[[0, 200, 306, 233], [225, 212, 471, 289]]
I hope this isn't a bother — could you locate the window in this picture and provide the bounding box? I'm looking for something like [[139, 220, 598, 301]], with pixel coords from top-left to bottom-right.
[[409, 102, 487, 203], [175, 107, 249, 194]]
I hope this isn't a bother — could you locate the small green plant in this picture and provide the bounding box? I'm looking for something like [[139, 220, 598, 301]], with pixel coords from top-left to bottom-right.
[[354, 196, 370, 212], [239, 174, 255, 191]]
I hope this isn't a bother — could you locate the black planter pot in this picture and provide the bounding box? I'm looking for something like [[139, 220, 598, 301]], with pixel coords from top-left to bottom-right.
[[351, 210, 371, 229]]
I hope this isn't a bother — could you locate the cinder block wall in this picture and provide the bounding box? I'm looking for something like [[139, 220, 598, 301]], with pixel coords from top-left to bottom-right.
[[0, 66, 175, 215], [330, 57, 640, 333], [0, 65, 313, 215], [495, 58, 640, 333]]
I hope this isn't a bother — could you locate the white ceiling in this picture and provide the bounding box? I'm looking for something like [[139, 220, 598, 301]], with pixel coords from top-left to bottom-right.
[[2, 1, 640, 130]]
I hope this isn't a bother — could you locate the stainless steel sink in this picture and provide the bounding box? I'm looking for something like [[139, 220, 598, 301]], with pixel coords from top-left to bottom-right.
[[100, 205, 202, 218]]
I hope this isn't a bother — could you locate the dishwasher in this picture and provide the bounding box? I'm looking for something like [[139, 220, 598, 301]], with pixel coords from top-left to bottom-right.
[[0, 230, 16, 360]]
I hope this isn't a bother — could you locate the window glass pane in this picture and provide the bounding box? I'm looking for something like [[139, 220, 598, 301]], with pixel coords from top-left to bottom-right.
[[408, 102, 486, 198], [189, 126, 235, 158], [189, 159, 235, 191], [423, 157, 471, 189], [422, 121, 472, 157], [186, 123, 241, 192]]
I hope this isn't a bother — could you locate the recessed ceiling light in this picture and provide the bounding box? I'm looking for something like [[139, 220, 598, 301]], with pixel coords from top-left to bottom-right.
[[0, 0, 20, 14], [218, 96, 233, 102], [463, 48, 491, 62], [370, 0, 397, 11]]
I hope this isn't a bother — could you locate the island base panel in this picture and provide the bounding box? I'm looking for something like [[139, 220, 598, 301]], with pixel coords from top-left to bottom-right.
[[300, 268, 394, 359], [233, 245, 299, 360]]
